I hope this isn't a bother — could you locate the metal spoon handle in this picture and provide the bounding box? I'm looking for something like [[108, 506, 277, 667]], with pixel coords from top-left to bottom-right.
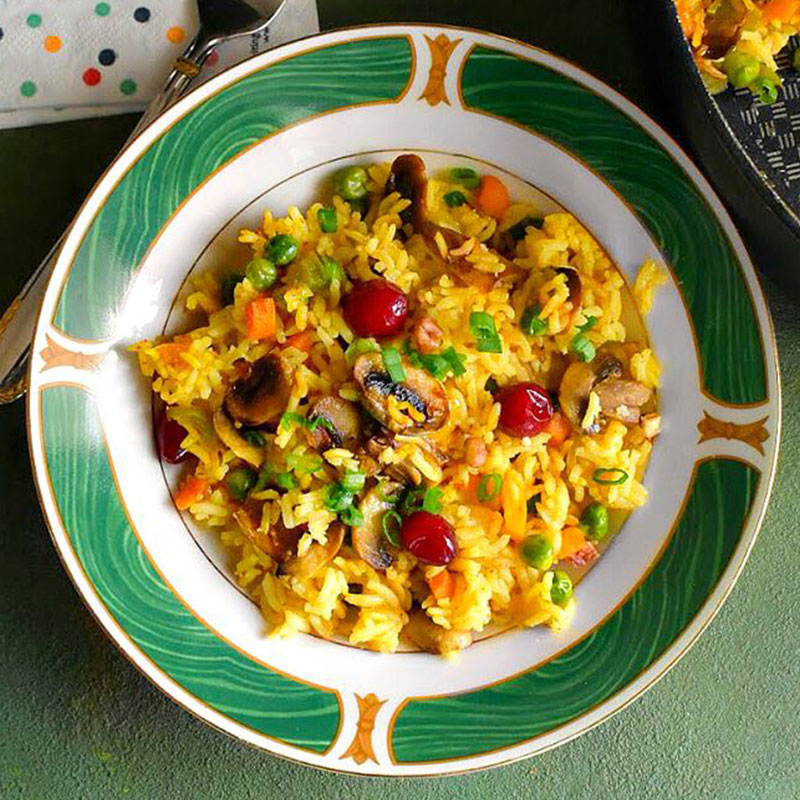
[[0, 35, 216, 405]]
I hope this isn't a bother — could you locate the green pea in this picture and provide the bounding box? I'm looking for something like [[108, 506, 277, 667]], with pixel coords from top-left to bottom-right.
[[227, 467, 256, 501], [580, 502, 609, 541], [722, 50, 760, 88], [550, 570, 573, 606], [267, 234, 299, 266], [520, 534, 553, 570], [318, 206, 338, 233], [334, 166, 369, 201], [221, 272, 244, 306], [245, 258, 278, 291], [449, 167, 480, 189], [443, 190, 467, 207]]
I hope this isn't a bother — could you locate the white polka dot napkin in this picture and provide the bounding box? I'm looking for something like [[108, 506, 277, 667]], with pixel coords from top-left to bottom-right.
[[0, 0, 319, 129]]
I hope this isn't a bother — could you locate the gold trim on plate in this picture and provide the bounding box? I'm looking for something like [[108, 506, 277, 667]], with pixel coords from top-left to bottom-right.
[[419, 33, 462, 106], [340, 694, 386, 765], [40, 334, 104, 373], [697, 412, 769, 456]]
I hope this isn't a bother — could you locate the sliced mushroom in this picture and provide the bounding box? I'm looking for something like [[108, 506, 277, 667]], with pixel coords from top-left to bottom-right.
[[224, 354, 290, 426], [593, 379, 652, 424], [352, 481, 403, 571], [365, 431, 448, 486], [353, 353, 449, 433], [305, 396, 362, 451], [555, 266, 582, 328], [285, 521, 345, 579], [233, 507, 301, 561], [404, 609, 473, 655], [385, 153, 428, 230], [702, 0, 746, 59], [212, 409, 264, 468]]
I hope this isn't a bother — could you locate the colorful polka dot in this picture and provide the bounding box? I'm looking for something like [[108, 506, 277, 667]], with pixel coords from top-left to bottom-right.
[[133, 7, 151, 23], [206, 49, 219, 67], [27, 13, 42, 28], [44, 35, 62, 53], [120, 78, 137, 96], [166, 25, 185, 44], [83, 68, 102, 87], [20, 80, 37, 98], [98, 48, 116, 66], [95, 2, 111, 16]]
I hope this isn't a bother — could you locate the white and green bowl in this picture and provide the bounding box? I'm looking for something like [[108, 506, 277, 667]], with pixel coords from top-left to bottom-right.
[[27, 25, 780, 775]]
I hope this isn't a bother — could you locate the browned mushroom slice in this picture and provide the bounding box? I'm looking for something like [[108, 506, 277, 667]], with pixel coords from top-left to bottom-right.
[[305, 396, 362, 451], [212, 409, 264, 468], [233, 507, 301, 561], [224, 354, 290, 426], [702, 0, 746, 59], [403, 609, 473, 655], [364, 433, 423, 485], [353, 353, 449, 433], [593, 379, 652, 424], [385, 153, 428, 230], [352, 481, 403, 571], [558, 355, 623, 431], [285, 521, 345, 579], [555, 267, 582, 328]]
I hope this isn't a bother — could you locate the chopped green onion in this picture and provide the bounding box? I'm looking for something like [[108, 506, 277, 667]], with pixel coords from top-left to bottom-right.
[[402, 338, 424, 368], [520, 306, 548, 336], [753, 75, 778, 105], [326, 484, 355, 513], [320, 255, 344, 285], [221, 272, 244, 306], [275, 472, 298, 491], [485, 377, 499, 394], [375, 481, 403, 504], [345, 337, 380, 367], [443, 190, 467, 207], [449, 167, 480, 189], [286, 452, 323, 475], [442, 346, 466, 376], [400, 487, 426, 516], [255, 464, 274, 491], [243, 430, 266, 447], [381, 510, 403, 546], [227, 467, 256, 501], [279, 411, 307, 431], [477, 473, 502, 503], [469, 311, 503, 353], [592, 468, 629, 486], [420, 353, 450, 379], [340, 506, 364, 526], [382, 346, 406, 382], [341, 470, 366, 492], [307, 415, 337, 434], [318, 206, 338, 233], [422, 487, 444, 514], [577, 315, 598, 333], [570, 333, 596, 362], [508, 215, 544, 241]]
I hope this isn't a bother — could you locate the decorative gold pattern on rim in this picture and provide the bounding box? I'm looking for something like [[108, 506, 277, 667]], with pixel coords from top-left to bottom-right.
[[40, 334, 104, 373], [698, 412, 769, 455], [340, 693, 386, 765], [419, 34, 461, 106]]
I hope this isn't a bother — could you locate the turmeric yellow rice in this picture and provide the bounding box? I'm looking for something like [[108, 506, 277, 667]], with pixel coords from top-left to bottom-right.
[[133, 154, 664, 655]]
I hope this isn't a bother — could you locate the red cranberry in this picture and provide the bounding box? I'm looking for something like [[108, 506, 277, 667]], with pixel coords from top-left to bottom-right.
[[497, 382, 554, 437], [343, 279, 408, 338], [156, 409, 191, 464], [401, 511, 457, 566]]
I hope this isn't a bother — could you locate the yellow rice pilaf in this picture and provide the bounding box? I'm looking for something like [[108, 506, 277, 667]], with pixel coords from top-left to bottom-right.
[[134, 156, 665, 655]]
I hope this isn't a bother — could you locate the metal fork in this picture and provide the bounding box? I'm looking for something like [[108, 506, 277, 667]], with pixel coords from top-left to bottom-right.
[[0, 0, 287, 404]]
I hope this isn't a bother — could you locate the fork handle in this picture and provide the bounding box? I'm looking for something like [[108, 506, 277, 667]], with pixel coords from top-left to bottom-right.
[[0, 35, 216, 405]]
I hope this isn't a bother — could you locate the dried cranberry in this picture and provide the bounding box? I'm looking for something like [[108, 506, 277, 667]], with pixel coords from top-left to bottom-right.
[[401, 511, 457, 566], [497, 383, 554, 437], [156, 409, 191, 464], [343, 279, 408, 338]]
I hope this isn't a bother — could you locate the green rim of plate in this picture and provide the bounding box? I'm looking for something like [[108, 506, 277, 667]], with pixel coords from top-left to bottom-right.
[[33, 30, 774, 768]]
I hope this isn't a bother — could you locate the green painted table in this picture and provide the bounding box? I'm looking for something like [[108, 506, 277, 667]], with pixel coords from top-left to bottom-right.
[[2, 2, 798, 797]]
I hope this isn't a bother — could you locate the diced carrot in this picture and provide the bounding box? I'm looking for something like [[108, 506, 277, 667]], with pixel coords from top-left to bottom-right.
[[175, 475, 208, 510], [476, 175, 510, 219], [285, 330, 314, 352], [763, 0, 800, 22], [156, 341, 189, 368], [558, 526, 586, 560], [502, 471, 527, 541], [245, 296, 276, 341], [544, 412, 572, 448], [428, 570, 455, 601]]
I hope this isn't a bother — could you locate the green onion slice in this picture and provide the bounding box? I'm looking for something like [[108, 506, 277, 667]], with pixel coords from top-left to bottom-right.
[[570, 333, 596, 362], [592, 468, 629, 485], [279, 411, 307, 431], [520, 306, 548, 336], [345, 337, 380, 367], [275, 472, 298, 491], [449, 167, 480, 189], [340, 506, 364, 526], [382, 346, 406, 382], [477, 473, 502, 503], [469, 311, 503, 353], [422, 487, 444, 514], [381, 510, 403, 546], [442, 346, 466, 376], [443, 190, 467, 207], [577, 315, 598, 333], [341, 470, 366, 492]]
